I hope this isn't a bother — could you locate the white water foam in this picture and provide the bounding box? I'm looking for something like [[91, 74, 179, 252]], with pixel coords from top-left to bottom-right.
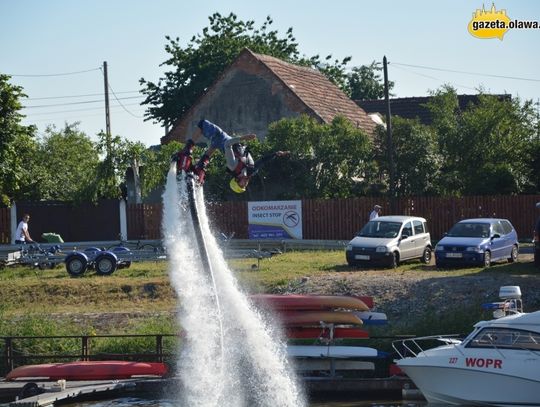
[[162, 166, 305, 407]]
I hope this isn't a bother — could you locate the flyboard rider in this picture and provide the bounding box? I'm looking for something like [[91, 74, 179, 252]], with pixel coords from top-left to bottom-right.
[[172, 119, 289, 193]]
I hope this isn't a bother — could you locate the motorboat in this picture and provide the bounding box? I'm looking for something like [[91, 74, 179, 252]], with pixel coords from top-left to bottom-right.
[[393, 286, 540, 406]]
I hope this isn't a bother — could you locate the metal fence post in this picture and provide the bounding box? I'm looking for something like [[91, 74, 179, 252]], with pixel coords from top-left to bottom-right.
[[82, 336, 89, 361], [5, 337, 14, 372], [156, 335, 163, 362]]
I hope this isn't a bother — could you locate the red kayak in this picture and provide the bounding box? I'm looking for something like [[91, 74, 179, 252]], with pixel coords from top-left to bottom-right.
[[6, 361, 168, 381], [279, 310, 363, 326], [286, 327, 369, 339], [250, 294, 372, 311]]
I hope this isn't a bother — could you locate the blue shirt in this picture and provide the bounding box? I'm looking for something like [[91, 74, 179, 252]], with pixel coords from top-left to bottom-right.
[[199, 120, 231, 152]]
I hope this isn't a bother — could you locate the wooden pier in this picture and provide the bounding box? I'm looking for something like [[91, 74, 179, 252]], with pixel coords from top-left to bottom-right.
[[0, 376, 417, 406]]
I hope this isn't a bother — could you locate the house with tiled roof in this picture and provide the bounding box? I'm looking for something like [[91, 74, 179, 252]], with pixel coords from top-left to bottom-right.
[[356, 94, 511, 125], [161, 48, 377, 145]]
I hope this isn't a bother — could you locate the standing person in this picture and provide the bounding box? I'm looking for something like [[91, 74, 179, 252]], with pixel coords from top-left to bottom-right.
[[369, 205, 382, 221], [534, 202, 540, 267], [15, 214, 34, 244]]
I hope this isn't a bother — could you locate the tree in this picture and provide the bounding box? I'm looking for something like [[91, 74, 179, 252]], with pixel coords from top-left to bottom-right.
[[374, 117, 442, 197], [427, 86, 538, 195], [34, 123, 99, 201], [86, 133, 130, 200], [140, 13, 351, 127], [263, 115, 375, 199], [0, 74, 36, 205], [347, 61, 394, 101], [137, 141, 183, 198], [460, 95, 537, 194]]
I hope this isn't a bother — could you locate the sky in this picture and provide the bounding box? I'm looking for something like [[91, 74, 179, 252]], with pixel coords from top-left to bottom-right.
[[1, 0, 539, 147]]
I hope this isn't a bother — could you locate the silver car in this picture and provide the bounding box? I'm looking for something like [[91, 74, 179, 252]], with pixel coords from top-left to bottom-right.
[[346, 216, 432, 268]]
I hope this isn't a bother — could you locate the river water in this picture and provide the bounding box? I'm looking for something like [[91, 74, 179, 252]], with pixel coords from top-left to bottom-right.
[[66, 397, 425, 407]]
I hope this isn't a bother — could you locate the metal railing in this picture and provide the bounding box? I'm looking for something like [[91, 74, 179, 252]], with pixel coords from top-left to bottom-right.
[[392, 335, 462, 359], [1, 334, 178, 376]]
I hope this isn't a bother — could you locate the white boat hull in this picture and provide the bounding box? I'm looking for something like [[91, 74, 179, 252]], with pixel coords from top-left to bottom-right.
[[399, 360, 540, 406]]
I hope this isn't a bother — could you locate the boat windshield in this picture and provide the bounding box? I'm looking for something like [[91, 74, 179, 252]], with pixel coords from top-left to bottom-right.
[[447, 222, 490, 238], [356, 221, 402, 238], [466, 327, 540, 351]]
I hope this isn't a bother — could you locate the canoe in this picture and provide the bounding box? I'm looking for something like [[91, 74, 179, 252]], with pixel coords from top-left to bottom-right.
[[294, 359, 375, 371], [279, 311, 363, 326], [286, 327, 369, 339], [6, 361, 168, 381], [250, 294, 370, 311], [354, 311, 388, 326], [287, 345, 378, 358]]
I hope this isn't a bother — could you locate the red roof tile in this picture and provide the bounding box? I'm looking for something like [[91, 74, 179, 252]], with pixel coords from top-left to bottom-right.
[[250, 50, 376, 135]]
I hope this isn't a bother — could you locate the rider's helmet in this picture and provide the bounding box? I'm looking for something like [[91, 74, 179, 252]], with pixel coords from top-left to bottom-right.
[[230, 177, 246, 193]]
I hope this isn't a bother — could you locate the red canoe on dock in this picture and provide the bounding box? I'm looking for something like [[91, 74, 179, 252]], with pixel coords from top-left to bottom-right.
[[286, 327, 369, 339], [250, 294, 372, 311], [6, 361, 168, 381], [279, 311, 363, 326]]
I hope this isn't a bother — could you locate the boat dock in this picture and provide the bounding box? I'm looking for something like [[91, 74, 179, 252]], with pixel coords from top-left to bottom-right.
[[0, 376, 419, 406]]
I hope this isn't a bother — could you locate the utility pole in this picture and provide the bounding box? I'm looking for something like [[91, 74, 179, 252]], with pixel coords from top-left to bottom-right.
[[103, 61, 111, 154], [383, 56, 396, 213]]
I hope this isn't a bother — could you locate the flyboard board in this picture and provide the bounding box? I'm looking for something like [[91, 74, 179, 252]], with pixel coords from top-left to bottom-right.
[[184, 175, 212, 273], [174, 141, 215, 281]]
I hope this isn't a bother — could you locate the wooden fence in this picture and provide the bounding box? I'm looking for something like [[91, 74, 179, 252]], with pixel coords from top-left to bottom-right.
[[2, 196, 538, 243], [0, 200, 121, 243], [126, 195, 540, 242]]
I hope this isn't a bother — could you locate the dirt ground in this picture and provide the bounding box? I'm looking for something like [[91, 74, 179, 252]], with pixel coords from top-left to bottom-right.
[[42, 254, 539, 334], [277, 254, 540, 322]]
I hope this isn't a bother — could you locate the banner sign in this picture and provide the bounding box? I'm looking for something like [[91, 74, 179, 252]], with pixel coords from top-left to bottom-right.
[[248, 200, 302, 240]]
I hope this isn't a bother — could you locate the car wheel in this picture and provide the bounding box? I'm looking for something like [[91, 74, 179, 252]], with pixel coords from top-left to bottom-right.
[[507, 245, 518, 263], [483, 251, 491, 268], [436, 260, 446, 269], [420, 247, 432, 264], [389, 252, 399, 268]]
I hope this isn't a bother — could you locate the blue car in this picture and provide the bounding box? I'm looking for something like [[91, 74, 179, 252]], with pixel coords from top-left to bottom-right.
[[435, 218, 519, 268]]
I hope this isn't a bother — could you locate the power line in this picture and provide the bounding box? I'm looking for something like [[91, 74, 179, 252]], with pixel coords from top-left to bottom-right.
[[26, 90, 140, 101], [22, 95, 144, 109], [391, 64, 478, 91], [108, 82, 144, 118], [391, 62, 540, 83], [22, 102, 144, 117], [23, 107, 147, 123], [5, 67, 101, 77]]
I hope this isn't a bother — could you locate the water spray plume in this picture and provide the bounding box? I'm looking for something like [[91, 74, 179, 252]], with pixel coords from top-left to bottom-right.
[[162, 165, 305, 406]]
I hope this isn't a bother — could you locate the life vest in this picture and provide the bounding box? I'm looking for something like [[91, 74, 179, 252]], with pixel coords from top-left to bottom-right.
[[228, 147, 254, 177]]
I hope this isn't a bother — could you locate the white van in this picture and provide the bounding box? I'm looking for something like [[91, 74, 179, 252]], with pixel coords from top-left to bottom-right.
[[346, 216, 432, 268]]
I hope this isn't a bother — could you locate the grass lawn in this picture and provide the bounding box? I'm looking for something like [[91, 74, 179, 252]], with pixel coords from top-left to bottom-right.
[[1, 250, 536, 316], [0, 250, 537, 362]]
